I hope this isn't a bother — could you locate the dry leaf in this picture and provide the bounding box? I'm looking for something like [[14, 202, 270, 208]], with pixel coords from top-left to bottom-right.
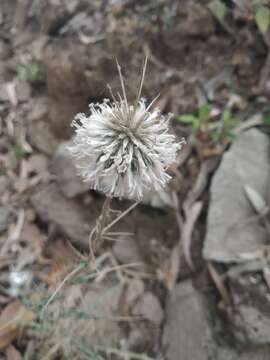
[[184, 158, 219, 212], [207, 262, 231, 305], [0, 300, 34, 349], [263, 267, 270, 290], [181, 201, 203, 269], [167, 243, 181, 291], [244, 184, 268, 216], [6, 345, 22, 360], [38, 239, 81, 285]]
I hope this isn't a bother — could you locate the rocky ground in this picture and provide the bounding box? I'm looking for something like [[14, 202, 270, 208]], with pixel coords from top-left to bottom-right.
[[1, 0, 270, 359]]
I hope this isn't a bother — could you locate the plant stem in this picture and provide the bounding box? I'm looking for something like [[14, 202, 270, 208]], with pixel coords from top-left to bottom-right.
[[89, 197, 112, 260]]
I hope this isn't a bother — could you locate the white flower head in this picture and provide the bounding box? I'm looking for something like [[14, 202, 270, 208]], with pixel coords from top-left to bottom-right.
[[69, 58, 185, 200]]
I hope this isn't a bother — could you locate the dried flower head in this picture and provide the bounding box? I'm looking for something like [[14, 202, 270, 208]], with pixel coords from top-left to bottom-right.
[[69, 58, 185, 200]]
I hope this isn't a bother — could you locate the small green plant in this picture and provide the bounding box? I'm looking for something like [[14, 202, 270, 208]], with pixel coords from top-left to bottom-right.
[[13, 142, 24, 160], [177, 104, 240, 143], [254, 3, 270, 34], [208, 0, 270, 35], [17, 62, 43, 83]]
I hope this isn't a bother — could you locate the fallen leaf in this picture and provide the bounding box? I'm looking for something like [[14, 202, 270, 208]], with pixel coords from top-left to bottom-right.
[[263, 267, 270, 290], [184, 158, 219, 212], [181, 201, 203, 269], [167, 243, 181, 291], [255, 6, 270, 34], [0, 300, 34, 349], [38, 239, 81, 285], [207, 262, 231, 305], [6, 345, 22, 360], [244, 185, 268, 216]]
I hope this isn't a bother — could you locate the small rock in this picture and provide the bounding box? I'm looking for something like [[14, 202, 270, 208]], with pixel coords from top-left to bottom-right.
[[28, 97, 49, 122], [162, 280, 214, 360], [203, 129, 270, 263], [0, 40, 11, 61], [76, 285, 123, 346], [0, 206, 11, 234], [0, 176, 9, 197], [142, 189, 173, 209], [51, 141, 89, 198], [16, 80, 31, 102], [28, 154, 48, 175], [230, 275, 270, 345], [126, 279, 145, 305], [112, 238, 144, 266], [27, 120, 58, 156], [133, 292, 163, 325], [30, 183, 94, 247], [0, 80, 32, 104], [127, 329, 146, 350]]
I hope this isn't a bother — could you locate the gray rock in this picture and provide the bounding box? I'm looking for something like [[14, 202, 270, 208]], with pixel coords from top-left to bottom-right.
[[213, 346, 270, 360], [230, 275, 270, 345], [0, 206, 10, 234], [142, 189, 173, 209], [112, 237, 144, 266], [51, 141, 89, 198], [30, 183, 93, 247], [27, 119, 58, 156], [126, 278, 145, 305], [51, 283, 123, 348], [0, 176, 9, 197], [81, 284, 123, 346], [162, 280, 215, 360], [133, 292, 163, 325], [203, 129, 270, 263]]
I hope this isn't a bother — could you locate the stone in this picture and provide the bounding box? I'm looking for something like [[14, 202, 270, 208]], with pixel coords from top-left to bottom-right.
[[162, 280, 214, 360], [142, 189, 173, 209], [0, 40, 11, 61], [112, 237, 144, 266], [50, 283, 123, 348], [28, 97, 49, 122], [0, 206, 10, 234], [229, 275, 270, 345], [133, 292, 163, 325], [30, 183, 95, 247], [27, 154, 48, 175], [27, 120, 58, 156], [203, 129, 270, 263], [126, 278, 145, 305], [0, 176, 9, 197], [51, 141, 89, 198]]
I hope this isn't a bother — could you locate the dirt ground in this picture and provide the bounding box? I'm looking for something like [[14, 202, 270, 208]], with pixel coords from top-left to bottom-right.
[[1, 0, 270, 359]]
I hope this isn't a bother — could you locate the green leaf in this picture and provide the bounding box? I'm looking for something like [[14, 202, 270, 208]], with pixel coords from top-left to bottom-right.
[[13, 143, 24, 160], [255, 6, 270, 34], [177, 114, 198, 124], [222, 110, 231, 123], [208, 0, 227, 23], [263, 114, 270, 125], [17, 63, 42, 83], [198, 104, 211, 122]]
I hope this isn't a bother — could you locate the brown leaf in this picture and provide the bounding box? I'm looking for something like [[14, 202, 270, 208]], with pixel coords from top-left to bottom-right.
[[0, 300, 34, 349], [6, 345, 22, 360], [38, 239, 81, 285], [207, 262, 231, 306]]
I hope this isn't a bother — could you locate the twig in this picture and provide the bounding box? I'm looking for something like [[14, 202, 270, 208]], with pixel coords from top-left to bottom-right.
[[42, 262, 86, 313], [102, 201, 140, 234]]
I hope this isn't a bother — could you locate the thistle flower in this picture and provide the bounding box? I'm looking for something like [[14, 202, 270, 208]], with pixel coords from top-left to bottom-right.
[[69, 58, 184, 200]]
